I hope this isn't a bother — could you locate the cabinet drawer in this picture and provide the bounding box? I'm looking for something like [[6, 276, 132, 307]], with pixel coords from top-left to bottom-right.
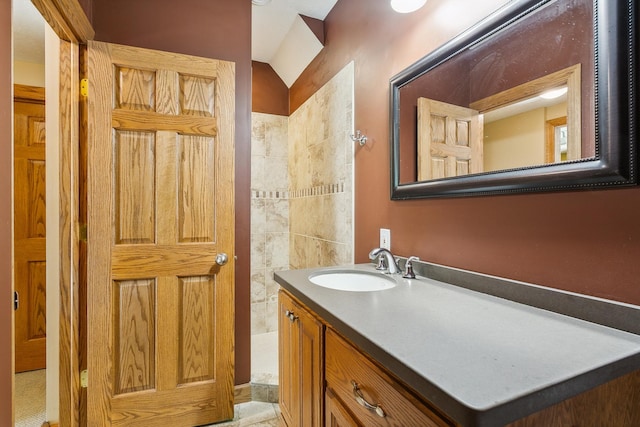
[[325, 328, 453, 427]]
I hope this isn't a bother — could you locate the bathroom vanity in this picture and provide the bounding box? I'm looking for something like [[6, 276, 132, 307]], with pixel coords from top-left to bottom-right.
[[275, 262, 640, 427]]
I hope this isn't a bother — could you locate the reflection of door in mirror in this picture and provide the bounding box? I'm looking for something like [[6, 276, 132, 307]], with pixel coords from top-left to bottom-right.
[[545, 117, 568, 163], [417, 98, 483, 181]]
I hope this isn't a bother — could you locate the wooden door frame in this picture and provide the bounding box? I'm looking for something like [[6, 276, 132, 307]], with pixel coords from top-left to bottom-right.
[[24, 1, 93, 425]]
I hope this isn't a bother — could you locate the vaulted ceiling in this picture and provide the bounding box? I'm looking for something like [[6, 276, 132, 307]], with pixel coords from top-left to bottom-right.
[[13, 0, 338, 87]]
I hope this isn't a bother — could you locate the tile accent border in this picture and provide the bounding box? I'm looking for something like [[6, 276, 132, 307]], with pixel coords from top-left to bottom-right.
[[251, 182, 346, 200], [289, 182, 345, 199], [252, 190, 288, 199]]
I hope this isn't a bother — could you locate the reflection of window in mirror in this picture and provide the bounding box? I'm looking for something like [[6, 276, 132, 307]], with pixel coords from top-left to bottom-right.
[[545, 117, 568, 163]]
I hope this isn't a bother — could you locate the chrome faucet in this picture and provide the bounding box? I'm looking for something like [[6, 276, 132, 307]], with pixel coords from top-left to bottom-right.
[[368, 248, 401, 274]]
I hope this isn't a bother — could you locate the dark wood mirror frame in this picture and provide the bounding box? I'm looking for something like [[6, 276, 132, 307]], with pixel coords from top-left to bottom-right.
[[390, 0, 636, 199]]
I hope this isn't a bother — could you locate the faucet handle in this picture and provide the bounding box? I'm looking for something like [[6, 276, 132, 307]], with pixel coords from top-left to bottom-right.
[[402, 256, 420, 279], [374, 255, 388, 271]]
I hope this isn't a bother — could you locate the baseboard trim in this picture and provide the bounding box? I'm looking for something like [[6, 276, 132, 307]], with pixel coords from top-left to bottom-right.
[[234, 383, 252, 405], [251, 382, 279, 403]]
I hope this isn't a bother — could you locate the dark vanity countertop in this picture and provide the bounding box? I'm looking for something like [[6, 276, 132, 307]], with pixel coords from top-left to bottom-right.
[[274, 263, 640, 427]]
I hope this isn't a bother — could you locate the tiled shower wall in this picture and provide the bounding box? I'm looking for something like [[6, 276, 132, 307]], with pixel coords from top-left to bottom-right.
[[250, 62, 354, 336], [288, 62, 354, 270], [251, 113, 289, 335]]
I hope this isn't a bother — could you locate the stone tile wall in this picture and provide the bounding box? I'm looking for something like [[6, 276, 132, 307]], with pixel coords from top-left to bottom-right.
[[288, 62, 354, 270], [249, 62, 355, 336], [250, 113, 289, 335]]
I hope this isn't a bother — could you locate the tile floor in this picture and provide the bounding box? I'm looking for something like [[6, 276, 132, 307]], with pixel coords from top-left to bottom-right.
[[205, 401, 280, 427], [251, 331, 279, 386], [208, 332, 281, 425], [251, 331, 279, 403]]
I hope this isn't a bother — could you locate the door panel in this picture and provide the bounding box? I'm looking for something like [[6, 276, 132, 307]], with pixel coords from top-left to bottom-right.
[[14, 85, 47, 373], [87, 41, 235, 426], [325, 388, 361, 427], [278, 291, 323, 427], [417, 97, 483, 181]]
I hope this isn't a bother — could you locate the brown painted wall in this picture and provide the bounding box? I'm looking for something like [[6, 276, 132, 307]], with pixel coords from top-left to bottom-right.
[[78, 0, 92, 22], [291, 0, 640, 306], [1, 0, 13, 423], [91, 0, 252, 384], [252, 61, 289, 115]]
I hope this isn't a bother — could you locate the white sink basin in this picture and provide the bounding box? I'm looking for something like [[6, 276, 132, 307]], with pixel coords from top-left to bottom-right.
[[308, 270, 396, 292]]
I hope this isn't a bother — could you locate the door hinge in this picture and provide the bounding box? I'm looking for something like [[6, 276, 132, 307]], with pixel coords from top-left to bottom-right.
[[81, 370, 88, 388], [14, 291, 18, 311], [78, 223, 87, 242], [80, 78, 88, 98]]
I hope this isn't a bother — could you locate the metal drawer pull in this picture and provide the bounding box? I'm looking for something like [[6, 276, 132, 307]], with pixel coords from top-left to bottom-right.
[[351, 380, 385, 418], [285, 309, 298, 322]]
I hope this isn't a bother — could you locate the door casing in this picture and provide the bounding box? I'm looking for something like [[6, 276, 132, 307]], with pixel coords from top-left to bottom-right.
[[15, 1, 93, 425]]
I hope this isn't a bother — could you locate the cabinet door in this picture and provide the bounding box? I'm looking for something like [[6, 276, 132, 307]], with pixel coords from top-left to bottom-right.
[[279, 291, 298, 426], [279, 290, 324, 427], [326, 388, 361, 427]]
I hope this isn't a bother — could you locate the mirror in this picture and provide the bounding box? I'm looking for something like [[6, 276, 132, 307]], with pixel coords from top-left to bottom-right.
[[390, 0, 636, 199]]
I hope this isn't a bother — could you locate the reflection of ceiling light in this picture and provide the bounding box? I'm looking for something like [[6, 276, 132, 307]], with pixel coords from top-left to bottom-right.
[[539, 87, 568, 100], [391, 0, 427, 13], [252, 0, 271, 5]]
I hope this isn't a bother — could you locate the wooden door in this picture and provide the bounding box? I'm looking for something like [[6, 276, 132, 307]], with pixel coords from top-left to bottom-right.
[[417, 97, 483, 181], [13, 84, 47, 373], [87, 41, 235, 426]]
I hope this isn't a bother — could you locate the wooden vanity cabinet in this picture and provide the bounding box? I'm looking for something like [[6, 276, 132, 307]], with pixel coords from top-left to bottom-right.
[[279, 289, 452, 427], [324, 328, 453, 427], [278, 290, 324, 427]]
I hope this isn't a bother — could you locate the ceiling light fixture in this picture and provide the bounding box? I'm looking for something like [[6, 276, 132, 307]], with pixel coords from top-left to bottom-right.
[[391, 0, 427, 13], [539, 87, 568, 100], [251, 0, 272, 5]]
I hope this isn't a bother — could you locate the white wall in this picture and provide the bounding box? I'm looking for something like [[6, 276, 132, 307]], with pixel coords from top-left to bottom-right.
[[13, 60, 45, 86], [483, 108, 546, 172]]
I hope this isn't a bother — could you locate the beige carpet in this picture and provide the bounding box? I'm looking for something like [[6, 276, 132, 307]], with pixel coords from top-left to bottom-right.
[[15, 369, 46, 427]]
